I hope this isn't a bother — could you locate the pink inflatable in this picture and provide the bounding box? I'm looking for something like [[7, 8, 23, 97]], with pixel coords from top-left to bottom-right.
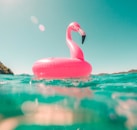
[[32, 22, 92, 79]]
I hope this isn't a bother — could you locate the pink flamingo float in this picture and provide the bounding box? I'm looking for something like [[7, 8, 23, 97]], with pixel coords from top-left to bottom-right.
[[32, 22, 92, 79]]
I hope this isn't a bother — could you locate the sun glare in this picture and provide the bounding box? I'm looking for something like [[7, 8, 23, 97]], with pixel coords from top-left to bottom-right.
[[0, 0, 21, 6], [0, 0, 14, 4]]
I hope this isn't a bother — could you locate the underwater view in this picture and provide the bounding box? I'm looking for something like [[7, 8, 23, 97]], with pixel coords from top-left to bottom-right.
[[0, 73, 137, 130]]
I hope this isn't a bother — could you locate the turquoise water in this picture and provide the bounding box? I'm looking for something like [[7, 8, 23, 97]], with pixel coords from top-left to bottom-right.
[[0, 73, 137, 130]]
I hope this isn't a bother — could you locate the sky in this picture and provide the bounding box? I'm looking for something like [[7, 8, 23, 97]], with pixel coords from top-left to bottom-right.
[[0, 0, 137, 74]]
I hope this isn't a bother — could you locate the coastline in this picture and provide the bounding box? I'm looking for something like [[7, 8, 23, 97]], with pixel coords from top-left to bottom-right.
[[97, 69, 137, 75], [0, 62, 14, 75]]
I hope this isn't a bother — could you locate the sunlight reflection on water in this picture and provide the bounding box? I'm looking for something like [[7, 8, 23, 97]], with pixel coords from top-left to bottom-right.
[[0, 73, 137, 129]]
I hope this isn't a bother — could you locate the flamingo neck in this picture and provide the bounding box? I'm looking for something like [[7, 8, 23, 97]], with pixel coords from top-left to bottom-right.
[[66, 27, 84, 60]]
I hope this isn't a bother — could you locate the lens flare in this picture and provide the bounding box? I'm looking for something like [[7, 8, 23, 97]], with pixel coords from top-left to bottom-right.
[[30, 16, 39, 24], [39, 24, 45, 32]]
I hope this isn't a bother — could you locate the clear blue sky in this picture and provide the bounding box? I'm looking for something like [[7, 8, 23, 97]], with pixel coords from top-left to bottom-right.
[[0, 0, 137, 74]]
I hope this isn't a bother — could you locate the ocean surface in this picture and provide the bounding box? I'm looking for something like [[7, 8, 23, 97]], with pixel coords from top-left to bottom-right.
[[0, 73, 137, 130]]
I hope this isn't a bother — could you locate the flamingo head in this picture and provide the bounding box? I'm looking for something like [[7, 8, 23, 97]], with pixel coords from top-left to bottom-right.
[[69, 22, 86, 44]]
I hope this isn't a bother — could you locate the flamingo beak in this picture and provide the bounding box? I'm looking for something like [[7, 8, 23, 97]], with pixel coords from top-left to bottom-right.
[[82, 35, 86, 44], [78, 28, 86, 44]]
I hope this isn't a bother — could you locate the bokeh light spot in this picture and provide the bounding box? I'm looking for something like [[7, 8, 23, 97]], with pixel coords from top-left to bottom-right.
[[39, 24, 45, 32], [30, 16, 39, 24]]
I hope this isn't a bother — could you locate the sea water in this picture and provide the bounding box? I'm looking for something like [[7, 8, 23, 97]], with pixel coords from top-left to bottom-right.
[[0, 73, 137, 130]]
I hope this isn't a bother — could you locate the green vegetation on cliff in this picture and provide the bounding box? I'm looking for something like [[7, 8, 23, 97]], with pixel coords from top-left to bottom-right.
[[0, 62, 14, 74]]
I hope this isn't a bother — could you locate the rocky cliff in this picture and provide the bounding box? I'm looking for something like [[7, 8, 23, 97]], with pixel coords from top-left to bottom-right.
[[0, 62, 14, 74]]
